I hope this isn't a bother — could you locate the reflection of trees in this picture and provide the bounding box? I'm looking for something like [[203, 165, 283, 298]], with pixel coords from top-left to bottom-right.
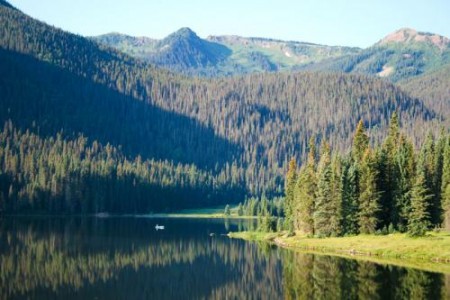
[[2, 218, 449, 299], [282, 251, 449, 300], [0, 220, 282, 299], [394, 268, 444, 300]]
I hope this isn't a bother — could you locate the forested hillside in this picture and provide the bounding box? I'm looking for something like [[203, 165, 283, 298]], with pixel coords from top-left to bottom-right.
[[398, 64, 450, 128], [94, 25, 450, 128], [0, 121, 242, 213], [0, 1, 445, 213]]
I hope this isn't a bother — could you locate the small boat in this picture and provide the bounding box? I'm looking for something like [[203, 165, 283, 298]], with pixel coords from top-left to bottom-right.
[[155, 224, 165, 230], [95, 212, 109, 218]]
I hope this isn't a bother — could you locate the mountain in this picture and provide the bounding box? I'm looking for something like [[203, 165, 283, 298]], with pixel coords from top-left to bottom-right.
[[307, 28, 450, 82], [0, 1, 443, 214], [92, 29, 360, 76], [94, 27, 450, 84], [94, 28, 232, 75], [376, 28, 449, 50]]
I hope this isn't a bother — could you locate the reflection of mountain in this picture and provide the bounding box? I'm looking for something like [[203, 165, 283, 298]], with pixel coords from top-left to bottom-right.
[[0, 218, 281, 299]]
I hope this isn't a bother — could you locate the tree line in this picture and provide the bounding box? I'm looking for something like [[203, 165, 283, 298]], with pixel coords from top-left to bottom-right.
[[284, 113, 450, 236], [0, 121, 244, 213]]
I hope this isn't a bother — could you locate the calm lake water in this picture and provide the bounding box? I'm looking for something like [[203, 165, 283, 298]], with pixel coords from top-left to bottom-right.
[[0, 217, 449, 299]]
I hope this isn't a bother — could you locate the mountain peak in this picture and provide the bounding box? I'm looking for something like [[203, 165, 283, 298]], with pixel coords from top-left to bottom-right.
[[0, 0, 17, 10], [377, 28, 449, 49], [170, 27, 199, 39]]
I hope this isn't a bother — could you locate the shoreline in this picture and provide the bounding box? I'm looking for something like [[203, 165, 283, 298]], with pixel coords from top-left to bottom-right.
[[228, 231, 450, 274], [0, 212, 257, 219]]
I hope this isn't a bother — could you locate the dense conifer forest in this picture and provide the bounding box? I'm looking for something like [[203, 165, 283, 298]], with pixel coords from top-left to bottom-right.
[[0, 121, 245, 213], [284, 114, 450, 236], [0, 1, 447, 213]]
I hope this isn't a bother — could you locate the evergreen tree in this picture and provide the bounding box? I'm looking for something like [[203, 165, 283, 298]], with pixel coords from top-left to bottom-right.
[[314, 141, 334, 236], [341, 159, 360, 235], [432, 132, 445, 225], [329, 154, 343, 235], [379, 113, 401, 228], [418, 133, 441, 226], [352, 120, 369, 163], [395, 135, 416, 232], [408, 172, 432, 236], [358, 150, 380, 234], [224, 204, 231, 216], [285, 158, 297, 231], [441, 138, 450, 229], [237, 202, 244, 216], [294, 137, 316, 234]]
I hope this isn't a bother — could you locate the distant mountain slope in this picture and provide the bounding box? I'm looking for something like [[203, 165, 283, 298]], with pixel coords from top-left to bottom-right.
[[306, 28, 450, 82], [92, 29, 360, 76], [0, 1, 443, 213], [93, 27, 450, 84], [398, 63, 450, 126], [206, 35, 360, 73], [94, 28, 232, 74]]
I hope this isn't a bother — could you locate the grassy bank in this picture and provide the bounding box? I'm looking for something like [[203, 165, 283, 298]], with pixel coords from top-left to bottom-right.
[[229, 231, 450, 274], [143, 206, 256, 219]]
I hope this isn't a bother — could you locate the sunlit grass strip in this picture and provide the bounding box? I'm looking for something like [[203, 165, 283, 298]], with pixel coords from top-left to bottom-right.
[[229, 231, 450, 274]]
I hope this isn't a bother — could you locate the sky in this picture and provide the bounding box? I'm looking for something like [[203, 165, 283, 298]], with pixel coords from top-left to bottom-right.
[[8, 0, 450, 48]]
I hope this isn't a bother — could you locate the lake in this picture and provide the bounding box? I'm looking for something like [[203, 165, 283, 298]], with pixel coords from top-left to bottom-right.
[[0, 217, 449, 299]]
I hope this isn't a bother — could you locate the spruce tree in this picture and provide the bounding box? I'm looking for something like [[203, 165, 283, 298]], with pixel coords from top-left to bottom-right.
[[419, 133, 439, 225], [224, 204, 231, 216], [441, 138, 450, 229], [394, 135, 415, 232], [284, 158, 297, 231], [408, 172, 432, 236], [352, 120, 369, 163], [341, 160, 360, 235], [432, 132, 445, 225], [329, 154, 343, 236], [379, 112, 401, 228], [314, 141, 334, 237], [358, 150, 380, 234], [294, 137, 316, 234], [237, 203, 243, 216]]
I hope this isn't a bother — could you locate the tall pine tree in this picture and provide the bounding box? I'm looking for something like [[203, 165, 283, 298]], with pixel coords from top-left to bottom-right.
[[394, 134, 416, 232], [294, 138, 316, 234], [441, 138, 450, 230], [285, 158, 297, 231], [379, 113, 401, 229], [341, 159, 360, 235], [358, 150, 380, 234], [314, 141, 335, 237], [408, 172, 432, 236], [352, 120, 369, 164], [419, 133, 439, 225]]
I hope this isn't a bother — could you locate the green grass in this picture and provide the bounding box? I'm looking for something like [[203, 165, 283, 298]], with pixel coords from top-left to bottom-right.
[[229, 230, 450, 274], [144, 206, 256, 219]]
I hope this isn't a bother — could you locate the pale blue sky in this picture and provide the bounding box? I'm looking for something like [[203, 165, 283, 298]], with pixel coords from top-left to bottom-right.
[[8, 0, 450, 48]]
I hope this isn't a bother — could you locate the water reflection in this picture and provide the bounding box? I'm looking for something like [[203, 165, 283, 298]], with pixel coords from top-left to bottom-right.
[[0, 217, 448, 299], [0, 217, 280, 299], [282, 251, 449, 300]]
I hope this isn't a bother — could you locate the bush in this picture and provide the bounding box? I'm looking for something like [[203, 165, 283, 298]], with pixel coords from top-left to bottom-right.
[[224, 204, 231, 216], [388, 223, 395, 234]]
